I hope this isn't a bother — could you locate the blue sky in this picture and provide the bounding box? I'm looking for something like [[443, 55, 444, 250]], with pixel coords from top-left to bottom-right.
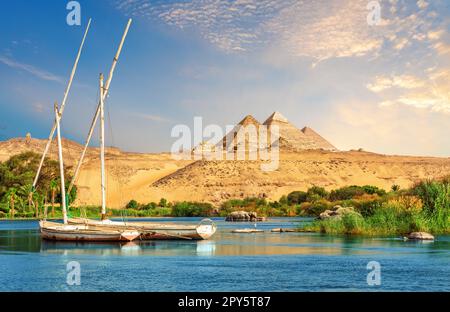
[[0, 0, 449, 156]]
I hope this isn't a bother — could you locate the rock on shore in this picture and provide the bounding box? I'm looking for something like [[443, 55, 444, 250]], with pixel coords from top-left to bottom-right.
[[225, 211, 266, 222], [407, 232, 435, 240], [318, 205, 361, 220]]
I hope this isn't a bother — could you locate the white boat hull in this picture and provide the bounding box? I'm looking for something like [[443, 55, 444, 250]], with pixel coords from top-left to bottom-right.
[[40, 221, 140, 242], [68, 218, 217, 240]]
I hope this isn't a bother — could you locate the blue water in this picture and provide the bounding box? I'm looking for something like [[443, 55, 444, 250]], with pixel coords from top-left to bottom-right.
[[0, 218, 449, 291]]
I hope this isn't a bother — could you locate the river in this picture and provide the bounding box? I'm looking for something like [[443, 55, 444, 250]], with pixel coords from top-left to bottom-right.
[[0, 217, 448, 291]]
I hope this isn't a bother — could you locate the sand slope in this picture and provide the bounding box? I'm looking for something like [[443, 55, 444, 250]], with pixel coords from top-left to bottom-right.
[[1, 137, 449, 207]]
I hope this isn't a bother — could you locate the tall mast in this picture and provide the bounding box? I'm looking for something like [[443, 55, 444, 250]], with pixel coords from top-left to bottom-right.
[[68, 18, 132, 194], [33, 19, 92, 189], [99, 74, 107, 220], [54, 103, 68, 225]]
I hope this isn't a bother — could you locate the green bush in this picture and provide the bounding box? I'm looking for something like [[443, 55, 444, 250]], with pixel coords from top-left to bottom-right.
[[329, 185, 386, 201], [172, 202, 214, 217], [306, 186, 328, 201], [143, 202, 157, 210], [159, 198, 168, 208], [287, 191, 308, 205], [126, 200, 139, 209], [302, 199, 332, 216]]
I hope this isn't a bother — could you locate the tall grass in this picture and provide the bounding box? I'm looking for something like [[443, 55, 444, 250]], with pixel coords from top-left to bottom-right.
[[306, 177, 449, 235]]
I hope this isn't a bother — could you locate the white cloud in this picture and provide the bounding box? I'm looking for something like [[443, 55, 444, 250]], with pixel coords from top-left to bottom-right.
[[115, 0, 448, 65], [417, 0, 429, 9], [367, 69, 450, 114], [133, 112, 172, 123], [0, 55, 63, 83]]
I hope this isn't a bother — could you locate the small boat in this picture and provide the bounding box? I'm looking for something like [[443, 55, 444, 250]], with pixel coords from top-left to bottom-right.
[[40, 221, 140, 242], [68, 217, 217, 240]]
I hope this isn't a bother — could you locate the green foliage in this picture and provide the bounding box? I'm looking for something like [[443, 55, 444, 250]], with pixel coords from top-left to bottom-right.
[[172, 202, 214, 217], [0, 152, 76, 217], [306, 186, 328, 202], [329, 185, 386, 201], [279, 195, 288, 205], [126, 200, 139, 209], [391, 184, 400, 192], [306, 178, 449, 235], [287, 191, 308, 205], [159, 198, 168, 208], [300, 199, 332, 216]]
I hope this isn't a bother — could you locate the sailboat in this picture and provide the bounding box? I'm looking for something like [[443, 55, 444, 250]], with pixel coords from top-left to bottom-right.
[[36, 19, 139, 242], [34, 18, 216, 241], [67, 70, 216, 240], [39, 104, 140, 242]]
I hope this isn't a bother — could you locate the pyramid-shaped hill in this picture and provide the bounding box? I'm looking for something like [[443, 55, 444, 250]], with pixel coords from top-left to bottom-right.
[[263, 112, 336, 151], [301, 126, 336, 150]]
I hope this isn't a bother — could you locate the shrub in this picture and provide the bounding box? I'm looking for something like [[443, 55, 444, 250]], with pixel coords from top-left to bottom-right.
[[159, 198, 168, 208], [126, 200, 139, 209], [279, 195, 288, 205], [287, 191, 308, 205], [329, 185, 386, 201], [302, 199, 332, 216], [143, 202, 157, 210], [306, 186, 328, 201], [172, 202, 214, 217]]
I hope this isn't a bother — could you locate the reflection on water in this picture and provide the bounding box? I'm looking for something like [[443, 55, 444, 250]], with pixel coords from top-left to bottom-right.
[[0, 218, 449, 291], [1, 218, 448, 257]]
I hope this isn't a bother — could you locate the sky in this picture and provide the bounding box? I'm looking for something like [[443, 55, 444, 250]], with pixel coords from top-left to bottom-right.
[[0, 0, 449, 156]]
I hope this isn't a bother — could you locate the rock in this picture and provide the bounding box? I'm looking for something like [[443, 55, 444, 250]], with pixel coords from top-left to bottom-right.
[[407, 232, 434, 240], [271, 228, 296, 233], [232, 229, 264, 233], [225, 211, 262, 222], [318, 206, 360, 220]]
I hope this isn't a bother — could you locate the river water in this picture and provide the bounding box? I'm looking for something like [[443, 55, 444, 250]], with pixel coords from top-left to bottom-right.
[[0, 217, 448, 291]]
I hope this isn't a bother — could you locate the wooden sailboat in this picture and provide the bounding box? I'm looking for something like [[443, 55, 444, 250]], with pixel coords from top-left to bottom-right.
[[39, 104, 140, 242], [68, 217, 217, 240], [36, 19, 139, 242], [64, 21, 217, 241]]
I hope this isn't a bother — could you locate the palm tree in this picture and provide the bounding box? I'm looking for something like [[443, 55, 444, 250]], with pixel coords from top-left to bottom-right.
[[5, 188, 17, 219], [18, 184, 35, 214], [50, 180, 58, 218]]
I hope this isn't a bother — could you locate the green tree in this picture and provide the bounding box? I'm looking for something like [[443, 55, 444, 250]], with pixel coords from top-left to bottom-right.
[[287, 191, 308, 205], [5, 187, 17, 219], [159, 198, 168, 208], [306, 186, 328, 202], [126, 200, 139, 209], [49, 180, 58, 218]]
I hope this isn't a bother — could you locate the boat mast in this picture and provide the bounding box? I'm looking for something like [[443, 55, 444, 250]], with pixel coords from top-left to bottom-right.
[[33, 19, 92, 189], [54, 103, 68, 225], [99, 74, 107, 220], [68, 18, 132, 195]]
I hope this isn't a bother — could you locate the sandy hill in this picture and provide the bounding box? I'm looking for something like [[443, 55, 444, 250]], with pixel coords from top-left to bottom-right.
[[1, 113, 449, 207], [151, 150, 450, 205]]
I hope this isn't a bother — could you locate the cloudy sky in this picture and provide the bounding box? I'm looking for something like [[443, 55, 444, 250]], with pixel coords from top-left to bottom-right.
[[0, 0, 449, 156]]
